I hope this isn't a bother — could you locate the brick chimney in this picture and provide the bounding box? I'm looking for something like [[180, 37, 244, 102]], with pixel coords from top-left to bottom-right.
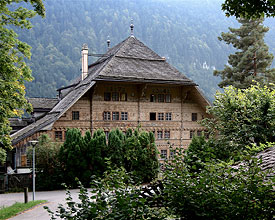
[[81, 44, 88, 80]]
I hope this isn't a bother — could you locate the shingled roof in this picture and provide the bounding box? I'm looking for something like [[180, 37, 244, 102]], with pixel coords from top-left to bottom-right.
[[257, 146, 275, 177], [28, 97, 58, 110], [93, 36, 196, 85], [11, 36, 199, 145]]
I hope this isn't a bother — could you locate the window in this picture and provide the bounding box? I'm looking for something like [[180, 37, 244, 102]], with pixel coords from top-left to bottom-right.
[[164, 130, 170, 139], [166, 112, 172, 121], [161, 150, 167, 159], [104, 92, 111, 101], [112, 112, 119, 120], [158, 94, 164, 102], [112, 92, 119, 101], [55, 131, 62, 141], [150, 112, 156, 121], [103, 111, 111, 120], [104, 131, 109, 140], [150, 94, 156, 102], [120, 93, 127, 101], [170, 150, 175, 159], [165, 94, 171, 103], [72, 111, 79, 120], [192, 113, 198, 121], [157, 131, 163, 139], [190, 130, 195, 139], [197, 131, 202, 136], [158, 113, 164, 120], [121, 112, 128, 120]]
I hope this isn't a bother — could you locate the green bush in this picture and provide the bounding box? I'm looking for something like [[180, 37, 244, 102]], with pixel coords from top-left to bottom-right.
[[27, 134, 63, 190], [45, 168, 166, 220], [202, 84, 275, 153], [59, 128, 159, 187], [163, 149, 275, 220]]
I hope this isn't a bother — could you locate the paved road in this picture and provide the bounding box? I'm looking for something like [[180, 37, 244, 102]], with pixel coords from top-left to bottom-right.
[[0, 189, 81, 220]]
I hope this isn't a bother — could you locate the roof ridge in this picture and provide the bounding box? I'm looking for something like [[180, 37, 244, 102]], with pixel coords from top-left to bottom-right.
[[115, 55, 166, 61]]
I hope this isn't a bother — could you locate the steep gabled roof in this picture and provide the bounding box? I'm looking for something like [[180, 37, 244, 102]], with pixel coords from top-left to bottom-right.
[[11, 36, 200, 145], [93, 36, 196, 85]]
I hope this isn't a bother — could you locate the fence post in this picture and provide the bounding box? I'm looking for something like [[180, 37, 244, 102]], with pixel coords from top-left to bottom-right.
[[24, 187, 28, 203]]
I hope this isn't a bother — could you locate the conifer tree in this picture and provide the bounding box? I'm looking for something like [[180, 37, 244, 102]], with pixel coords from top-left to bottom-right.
[[214, 18, 275, 89]]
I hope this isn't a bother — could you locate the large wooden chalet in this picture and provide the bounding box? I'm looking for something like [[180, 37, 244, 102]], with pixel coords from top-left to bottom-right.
[[11, 34, 211, 167]]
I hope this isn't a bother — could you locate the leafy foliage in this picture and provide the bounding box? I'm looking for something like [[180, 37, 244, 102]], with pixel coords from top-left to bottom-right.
[[214, 18, 275, 89], [202, 84, 275, 153], [163, 150, 275, 220], [27, 134, 63, 190], [59, 128, 159, 188], [107, 129, 159, 183], [0, 0, 45, 161], [184, 135, 219, 172], [59, 128, 91, 187], [45, 168, 166, 220], [222, 0, 275, 18]]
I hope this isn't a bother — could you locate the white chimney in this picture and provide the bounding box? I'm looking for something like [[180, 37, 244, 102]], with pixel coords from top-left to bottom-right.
[[81, 44, 88, 80]]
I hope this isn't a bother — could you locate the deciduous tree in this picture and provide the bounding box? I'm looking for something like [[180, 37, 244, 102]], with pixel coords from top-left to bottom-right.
[[202, 84, 275, 152], [0, 0, 45, 162], [222, 0, 275, 18]]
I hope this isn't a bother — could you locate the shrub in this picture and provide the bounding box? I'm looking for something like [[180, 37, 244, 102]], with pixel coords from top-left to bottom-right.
[[27, 134, 63, 190], [163, 149, 275, 220], [45, 168, 166, 220]]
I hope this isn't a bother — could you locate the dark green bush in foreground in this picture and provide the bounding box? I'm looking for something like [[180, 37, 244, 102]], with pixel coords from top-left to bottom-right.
[[32, 128, 159, 189], [163, 147, 275, 220]]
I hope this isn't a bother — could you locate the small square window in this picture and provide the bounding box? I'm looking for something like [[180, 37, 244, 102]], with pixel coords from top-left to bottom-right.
[[166, 112, 172, 121], [158, 113, 164, 120], [192, 113, 198, 121], [150, 112, 156, 121], [121, 112, 128, 120], [120, 93, 127, 101], [104, 92, 111, 101], [164, 130, 170, 139], [55, 131, 63, 141], [150, 94, 156, 102], [197, 131, 202, 136], [157, 131, 163, 139], [103, 111, 111, 120], [161, 150, 167, 159], [72, 111, 79, 120], [165, 94, 171, 103], [158, 94, 164, 102], [112, 112, 119, 120], [112, 92, 119, 101]]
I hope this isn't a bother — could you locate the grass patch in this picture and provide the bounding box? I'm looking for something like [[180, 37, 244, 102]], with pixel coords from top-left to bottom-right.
[[0, 200, 47, 220]]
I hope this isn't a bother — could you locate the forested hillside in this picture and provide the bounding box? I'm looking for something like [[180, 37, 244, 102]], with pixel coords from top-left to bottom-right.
[[16, 0, 275, 101]]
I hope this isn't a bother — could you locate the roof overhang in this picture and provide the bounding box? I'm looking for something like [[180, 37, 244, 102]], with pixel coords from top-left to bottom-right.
[[95, 77, 197, 86]]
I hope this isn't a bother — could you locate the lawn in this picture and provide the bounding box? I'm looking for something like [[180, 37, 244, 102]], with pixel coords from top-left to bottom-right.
[[0, 200, 47, 220]]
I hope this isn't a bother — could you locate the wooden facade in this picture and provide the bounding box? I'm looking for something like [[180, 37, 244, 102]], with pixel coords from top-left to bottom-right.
[[11, 35, 211, 166]]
